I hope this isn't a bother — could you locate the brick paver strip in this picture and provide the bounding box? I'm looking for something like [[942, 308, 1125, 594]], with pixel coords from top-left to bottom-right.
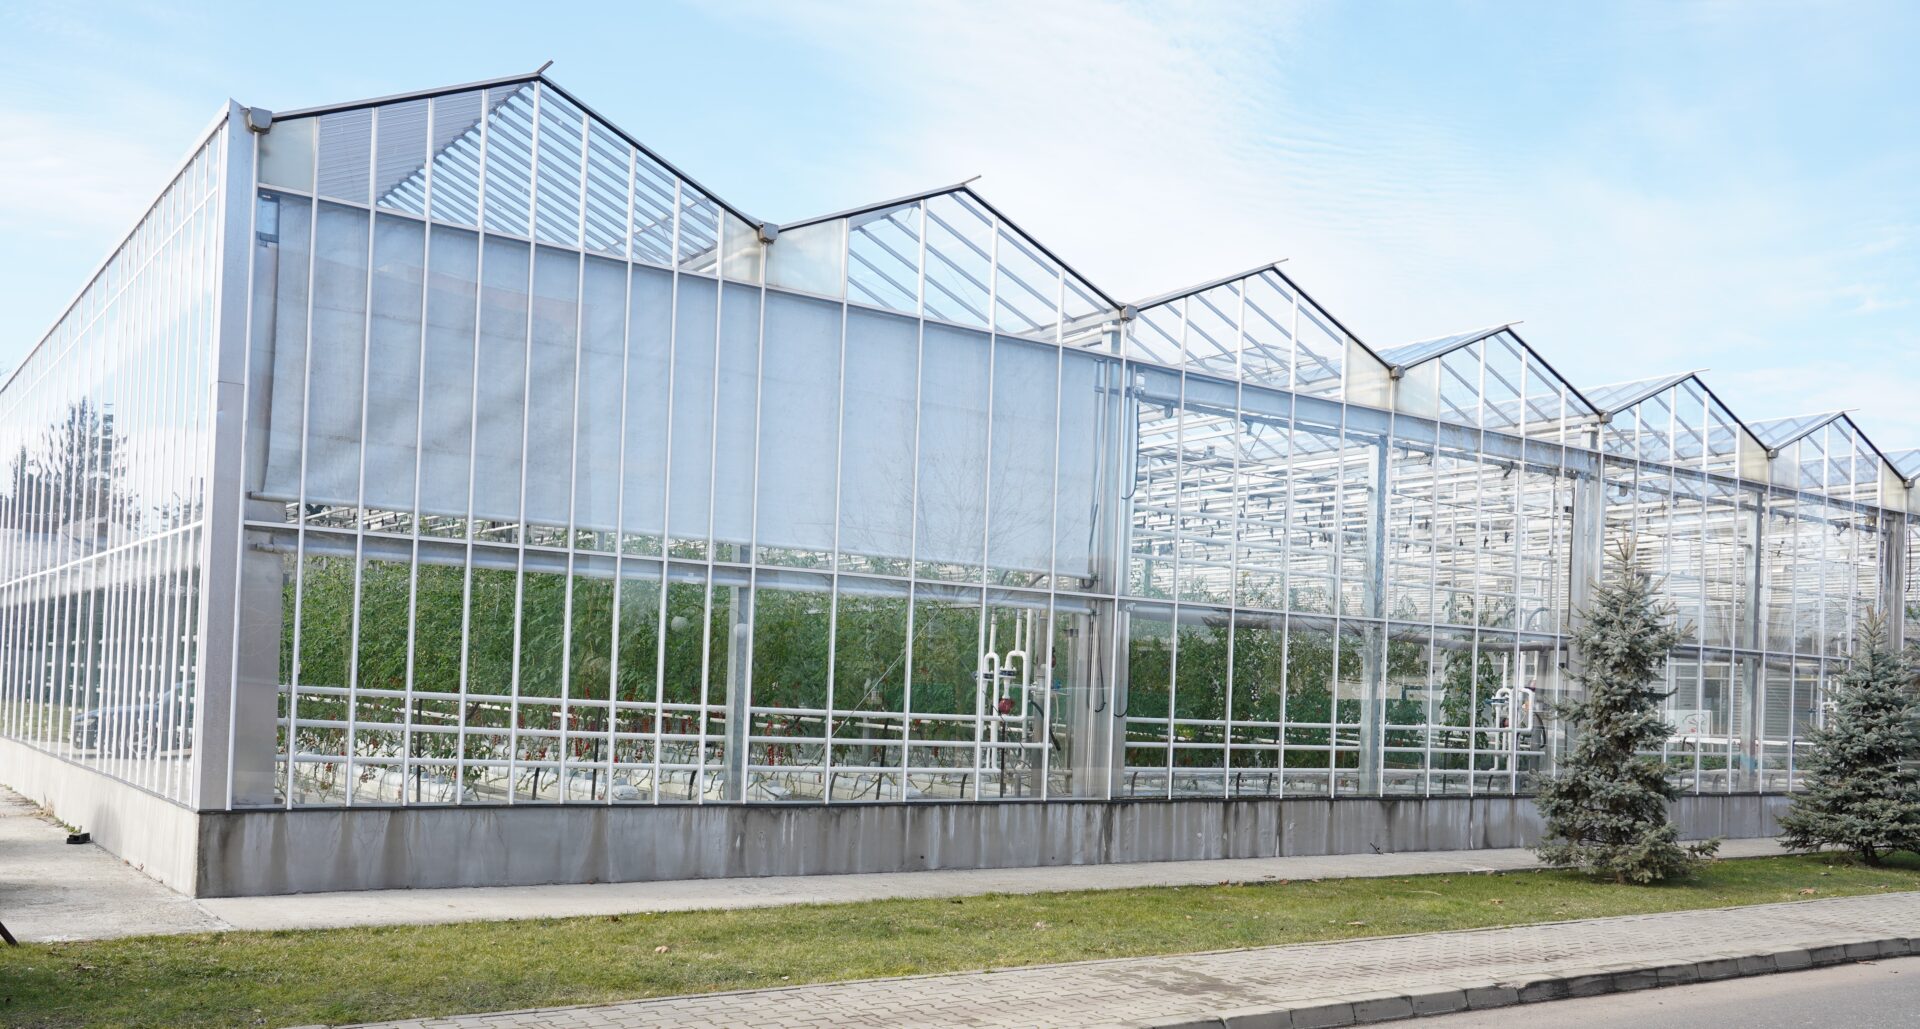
[[355, 891, 1920, 1029]]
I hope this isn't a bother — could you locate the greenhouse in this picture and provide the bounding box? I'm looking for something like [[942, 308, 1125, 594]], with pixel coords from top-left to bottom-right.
[[2, 71, 1916, 896]]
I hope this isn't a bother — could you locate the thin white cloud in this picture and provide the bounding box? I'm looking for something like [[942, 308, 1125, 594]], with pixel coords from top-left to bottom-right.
[[733, 0, 1920, 443], [0, 110, 181, 240]]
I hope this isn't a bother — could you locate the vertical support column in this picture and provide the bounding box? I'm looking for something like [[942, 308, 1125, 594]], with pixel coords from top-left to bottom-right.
[[1359, 433, 1388, 795], [1561, 452, 1606, 768], [1567, 460, 1606, 634], [1744, 497, 1770, 791], [1098, 350, 1133, 801], [231, 506, 285, 807], [1880, 511, 1904, 650], [1738, 655, 1762, 792], [192, 103, 258, 812], [724, 581, 748, 802], [1895, 514, 1912, 652]]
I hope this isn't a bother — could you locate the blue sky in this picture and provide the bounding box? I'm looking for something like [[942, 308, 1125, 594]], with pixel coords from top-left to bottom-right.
[[5, 1, 1917, 444]]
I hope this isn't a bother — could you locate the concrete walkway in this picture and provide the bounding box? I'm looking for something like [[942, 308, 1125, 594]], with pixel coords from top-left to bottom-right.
[[355, 892, 1920, 1029], [0, 788, 225, 942]]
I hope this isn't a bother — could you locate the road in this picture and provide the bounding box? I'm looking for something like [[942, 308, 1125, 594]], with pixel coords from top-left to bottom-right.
[[1419, 956, 1920, 1028]]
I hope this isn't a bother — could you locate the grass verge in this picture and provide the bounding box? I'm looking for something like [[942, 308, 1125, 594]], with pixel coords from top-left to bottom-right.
[[3, 852, 1916, 1028]]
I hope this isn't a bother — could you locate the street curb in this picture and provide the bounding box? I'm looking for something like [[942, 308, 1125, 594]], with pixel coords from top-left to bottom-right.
[[1142, 936, 1915, 1028]]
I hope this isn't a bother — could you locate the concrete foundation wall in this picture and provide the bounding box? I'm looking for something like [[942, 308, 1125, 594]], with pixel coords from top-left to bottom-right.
[[0, 739, 1790, 899], [0, 737, 202, 894], [195, 792, 1790, 898]]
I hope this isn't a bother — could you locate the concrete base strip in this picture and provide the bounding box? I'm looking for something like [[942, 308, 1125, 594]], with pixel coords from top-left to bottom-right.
[[198, 836, 1792, 936], [351, 892, 1920, 1029]]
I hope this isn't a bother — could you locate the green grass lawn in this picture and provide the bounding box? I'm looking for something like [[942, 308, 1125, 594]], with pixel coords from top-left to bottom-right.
[[3, 853, 1915, 1028]]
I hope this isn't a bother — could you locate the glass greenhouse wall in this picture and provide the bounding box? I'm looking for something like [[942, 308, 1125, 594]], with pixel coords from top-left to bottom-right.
[[0, 120, 227, 807], [4, 75, 1916, 823]]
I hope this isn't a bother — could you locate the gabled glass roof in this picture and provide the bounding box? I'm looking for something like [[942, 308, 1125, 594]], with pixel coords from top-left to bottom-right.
[[1747, 411, 1898, 501], [1583, 370, 1704, 415], [1586, 371, 1756, 474], [1748, 412, 1848, 450], [1385, 325, 1596, 442], [769, 182, 1120, 343], [262, 73, 740, 276], [1376, 324, 1509, 369], [1123, 263, 1387, 400], [1888, 449, 1920, 481]]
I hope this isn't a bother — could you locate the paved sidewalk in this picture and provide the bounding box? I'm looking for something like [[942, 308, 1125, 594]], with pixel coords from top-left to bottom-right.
[[0, 788, 226, 942], [357, 891, 1920, 1029], [200, 836, 1790, 934]]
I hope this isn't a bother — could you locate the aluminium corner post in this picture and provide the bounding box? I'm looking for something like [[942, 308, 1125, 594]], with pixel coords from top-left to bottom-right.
[[193, 102, 260, 813]]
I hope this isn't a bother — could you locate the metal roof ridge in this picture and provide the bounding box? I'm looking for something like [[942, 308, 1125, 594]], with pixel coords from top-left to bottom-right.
[[778, 178, 982, 232], [1130, 260, 1289, 312], [1585, 368, 1708, 406], [1380, 321, 1517, 368], [271, 68, 548, 120]]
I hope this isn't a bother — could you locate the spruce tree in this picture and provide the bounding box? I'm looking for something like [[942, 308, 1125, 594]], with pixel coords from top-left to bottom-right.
[[1779, 618, 1920, 865], [1536, 545, 1717, 883]]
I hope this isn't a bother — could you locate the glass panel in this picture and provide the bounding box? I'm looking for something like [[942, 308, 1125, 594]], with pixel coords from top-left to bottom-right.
[[756, 292, 841, 567], [572, 257, 626, 548], [666, 276, 718, 550], [352, 557, 411, 784], [362, 214, 425, 531], [1173, 606, 1230, 794], [711, 284, 760, 559], [847, 204, 919, 313], [721, 213, 764, 283], [993, 229, 1060, 338], [1183, 284, 1240, 378], [830, 577, 908, 800], [303, 203, 370, 518], [427, 91, 484, 226], [253, 192, 311, 506], [581, 122, 631, 257], [1228, 613, 1284, 795], [982, 592, 1049, 799], [523, 247, 579, 543], [481, 84, 536, 236], [838, 308, 918, 573], [259, 116, 316, 192], [1121, 601, 1173, 797], [1128, 366, 1182, 600], [612, 564, 663, 801], [316, 109, 372, 205], [1284, 616, 1336, 795], [532, 87, 586, 248], [418, 226, 477, 537], [922, 192, 991, 327], [746, 570, 831, 801], [766, 219, 845, 298], [676, 187, 721, 272], [630, 153, 679, 267], [987, 337, 1059, 585], [907, 583, 981, 800], [914, 323, 990, 580], [471, 237, 529, 535], [621, 266, 673, 550], [1053, 351, 1110, 590], [373, 99, 429, 216]]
